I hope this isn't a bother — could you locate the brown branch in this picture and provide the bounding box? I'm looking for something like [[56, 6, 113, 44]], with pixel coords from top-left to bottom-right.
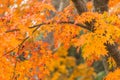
[[29, 23, 44, 28], [0, 37, 29, 59], [11, 60, 17, 80], [0, 48, 16, 59], [10, 37, 29, 80], [5, 29, 20, 33], [17, 36, 29, 53], [29, 21, 93, 32]]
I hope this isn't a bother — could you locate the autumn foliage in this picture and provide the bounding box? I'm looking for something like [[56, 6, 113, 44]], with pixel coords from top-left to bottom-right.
[[0, 0, 120, 80]]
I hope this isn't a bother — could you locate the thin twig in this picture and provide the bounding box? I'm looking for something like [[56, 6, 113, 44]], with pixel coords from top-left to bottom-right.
[[5, 29, 20, 33], [11, 36, 29, 80], [17, 36, 29, 53], [0, 48, 16, 58], [0, 37, 29, 58], [11, 60, 17, 80], [29, 23, 44, 28]]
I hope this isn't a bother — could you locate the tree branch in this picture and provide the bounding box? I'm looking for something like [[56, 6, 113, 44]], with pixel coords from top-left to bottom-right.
[[5, 29, 20, 33], [29, 21, 93, 31]]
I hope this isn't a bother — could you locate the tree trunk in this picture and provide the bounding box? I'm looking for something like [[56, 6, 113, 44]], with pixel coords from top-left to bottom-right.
[[52, 0, 69, 11], [72, 0, 87, 14], [105, 43, 120, 67], [92, 0, 109, 13], [93, 0, 120, 67], [72, 0, 120, 68]]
